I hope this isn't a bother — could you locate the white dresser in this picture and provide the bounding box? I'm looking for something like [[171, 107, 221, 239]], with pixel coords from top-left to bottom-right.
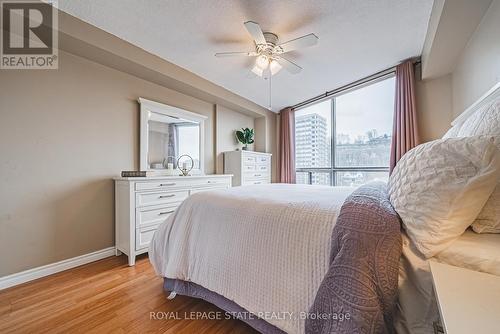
[[224, 150, 272, 186], [114, 174, 232, 265]]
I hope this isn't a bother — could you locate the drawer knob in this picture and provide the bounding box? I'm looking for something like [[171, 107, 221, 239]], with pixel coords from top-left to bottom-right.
[[160, 183, 176, 187], [255, 174, 261, 177], [159, 210, 174, 215], [159, 194, 175, 199], [207, 181, 217, 184]]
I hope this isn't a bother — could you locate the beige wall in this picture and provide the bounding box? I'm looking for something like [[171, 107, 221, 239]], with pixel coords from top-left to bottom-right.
[[0, 49, 271, 276], [416, 0, 500, 141], [215, 105, 255, 174], [416, 73, 453, 142], [452, 0, 500, 118], [252, 114, 278, 182]]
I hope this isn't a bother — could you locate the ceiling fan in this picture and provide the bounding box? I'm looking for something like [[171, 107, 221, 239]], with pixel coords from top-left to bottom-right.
[[215, 21, 319, 78]]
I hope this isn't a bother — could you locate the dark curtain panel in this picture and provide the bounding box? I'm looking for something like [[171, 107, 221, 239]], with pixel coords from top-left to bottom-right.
[[390, 61, 420, 174], [278, 107, 296, 183]]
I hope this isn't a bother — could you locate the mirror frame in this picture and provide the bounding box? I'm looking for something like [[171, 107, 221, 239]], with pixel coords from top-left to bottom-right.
[[138, 98, 207, 175]]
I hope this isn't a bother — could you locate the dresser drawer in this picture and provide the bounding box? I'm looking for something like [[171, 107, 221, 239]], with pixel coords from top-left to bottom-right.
[[135, 224, 159, 250], [136, 190, 188, 207], [190, 186, 229, 194], [135, 179, 190, 191], [255, 164, 270, 172], [243, 164, 256, 172], [195, 177, 231, 188], [256, 155, 270, 164], [244, 179, 270, 185], [243, 155, 257, 164], [244, 172, 269, 180], [136, 204, 177, 228]]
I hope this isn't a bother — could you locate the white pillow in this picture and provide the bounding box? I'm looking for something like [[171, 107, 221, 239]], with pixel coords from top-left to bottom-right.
[[442, 124, 461, 138], [444, 99, 500, 233], [472, 187, 500, 233], [456, 100, 499, 137], [471, 134, 500, 233], [388, 136, 500, 258]]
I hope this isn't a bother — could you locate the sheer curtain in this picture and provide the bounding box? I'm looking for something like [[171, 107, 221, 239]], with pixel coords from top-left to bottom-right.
[[278, 107, 296, 183], [390, 60, 420, 174]]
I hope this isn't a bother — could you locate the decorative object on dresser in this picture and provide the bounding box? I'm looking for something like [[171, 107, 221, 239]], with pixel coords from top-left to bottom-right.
[[114, 175, 232, 266], [235, 127, 254, 150], [121, 171, 152, 177], [163, 156, 177, 176], [177, 154, 194, 176], [224, 150, 271, 186]]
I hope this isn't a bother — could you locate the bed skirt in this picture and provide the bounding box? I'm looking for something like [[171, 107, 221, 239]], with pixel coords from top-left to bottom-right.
[[163, 278, 285, 334]]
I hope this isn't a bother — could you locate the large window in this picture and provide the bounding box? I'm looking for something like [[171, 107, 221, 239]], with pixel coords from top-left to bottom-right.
[[295, 75, 395, 187]]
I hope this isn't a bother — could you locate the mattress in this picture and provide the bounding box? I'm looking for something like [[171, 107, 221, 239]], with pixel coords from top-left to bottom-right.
[[395, 229, 500, 334]]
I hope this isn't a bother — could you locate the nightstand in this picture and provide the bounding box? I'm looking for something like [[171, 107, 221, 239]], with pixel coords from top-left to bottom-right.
[[430, 261, 500, 334]]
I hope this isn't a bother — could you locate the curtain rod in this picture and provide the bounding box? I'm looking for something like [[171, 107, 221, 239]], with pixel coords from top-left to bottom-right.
[[291, 59, 421, 110]]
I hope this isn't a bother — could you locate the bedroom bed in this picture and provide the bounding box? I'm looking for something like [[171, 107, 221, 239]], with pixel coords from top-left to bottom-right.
[[149, 83, 500, 334], [150, 184, 356, 334]]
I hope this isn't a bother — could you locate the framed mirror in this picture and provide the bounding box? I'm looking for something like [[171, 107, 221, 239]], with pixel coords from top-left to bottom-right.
[[138, 98, 207, 175]]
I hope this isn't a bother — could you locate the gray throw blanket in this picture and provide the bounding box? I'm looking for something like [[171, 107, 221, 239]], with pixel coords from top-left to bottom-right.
[[305, 182, 402, 334]]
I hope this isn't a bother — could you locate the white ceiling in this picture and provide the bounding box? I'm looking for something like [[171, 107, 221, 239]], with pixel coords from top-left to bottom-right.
[[58, 0, 433, 112]]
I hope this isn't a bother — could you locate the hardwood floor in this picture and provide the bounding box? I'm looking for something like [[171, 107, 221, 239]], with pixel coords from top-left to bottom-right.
[[0, 255, 258, 333]]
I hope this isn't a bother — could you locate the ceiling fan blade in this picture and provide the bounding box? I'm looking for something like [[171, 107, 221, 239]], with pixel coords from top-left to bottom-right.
[[277, 33, 318, 53], [244, 21, 266, 45], [215, 51, 258, 57], [276, 57, 302, 74]]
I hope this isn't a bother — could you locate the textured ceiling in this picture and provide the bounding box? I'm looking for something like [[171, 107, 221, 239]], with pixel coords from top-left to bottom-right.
[[58, 0, 433, 112]]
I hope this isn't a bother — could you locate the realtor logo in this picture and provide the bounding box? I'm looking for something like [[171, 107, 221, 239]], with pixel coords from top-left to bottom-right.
[[1, 0, 58, 69]]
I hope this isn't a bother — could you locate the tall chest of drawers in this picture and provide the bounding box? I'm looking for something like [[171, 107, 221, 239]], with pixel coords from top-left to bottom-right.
[[223, 151, 272, 186], [114, 175, 232, 265]]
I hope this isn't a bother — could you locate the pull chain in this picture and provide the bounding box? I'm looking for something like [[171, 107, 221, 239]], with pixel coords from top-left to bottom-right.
[[268, 73, 272, 110]]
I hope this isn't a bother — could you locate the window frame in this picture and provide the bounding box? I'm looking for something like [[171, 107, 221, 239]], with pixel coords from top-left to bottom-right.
[[295, 72, 395, 186]]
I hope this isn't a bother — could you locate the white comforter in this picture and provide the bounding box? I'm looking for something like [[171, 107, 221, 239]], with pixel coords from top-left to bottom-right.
[[149, 184, 354, 334]]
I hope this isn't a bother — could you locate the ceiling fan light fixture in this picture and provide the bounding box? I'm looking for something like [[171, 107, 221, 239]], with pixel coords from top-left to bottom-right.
[[255, 55, 269, 70], [251, 64, 264, 77], [269, 59, 282, 75], [216, 21, 316, 79]]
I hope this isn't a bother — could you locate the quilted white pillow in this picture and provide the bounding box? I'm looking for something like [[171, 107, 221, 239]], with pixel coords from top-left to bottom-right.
[[442, 124, 461, 138], [388, 136, 500, 258], [471, 134, 500, 233], [444, 99, 500, 233], [473, 188, 500, 233], [456, 100, 499, 137]]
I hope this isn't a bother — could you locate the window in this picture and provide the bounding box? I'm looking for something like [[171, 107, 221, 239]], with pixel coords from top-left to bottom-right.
[[295, 75, 395, 187], [177, 124, 200, 169]]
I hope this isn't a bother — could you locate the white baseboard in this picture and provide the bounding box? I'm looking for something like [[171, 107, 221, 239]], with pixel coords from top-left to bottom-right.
[[0, 247, 116, 290]]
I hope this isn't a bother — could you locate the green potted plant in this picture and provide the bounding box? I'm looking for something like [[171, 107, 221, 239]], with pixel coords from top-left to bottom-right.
[[235, 128, 254, 150]]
